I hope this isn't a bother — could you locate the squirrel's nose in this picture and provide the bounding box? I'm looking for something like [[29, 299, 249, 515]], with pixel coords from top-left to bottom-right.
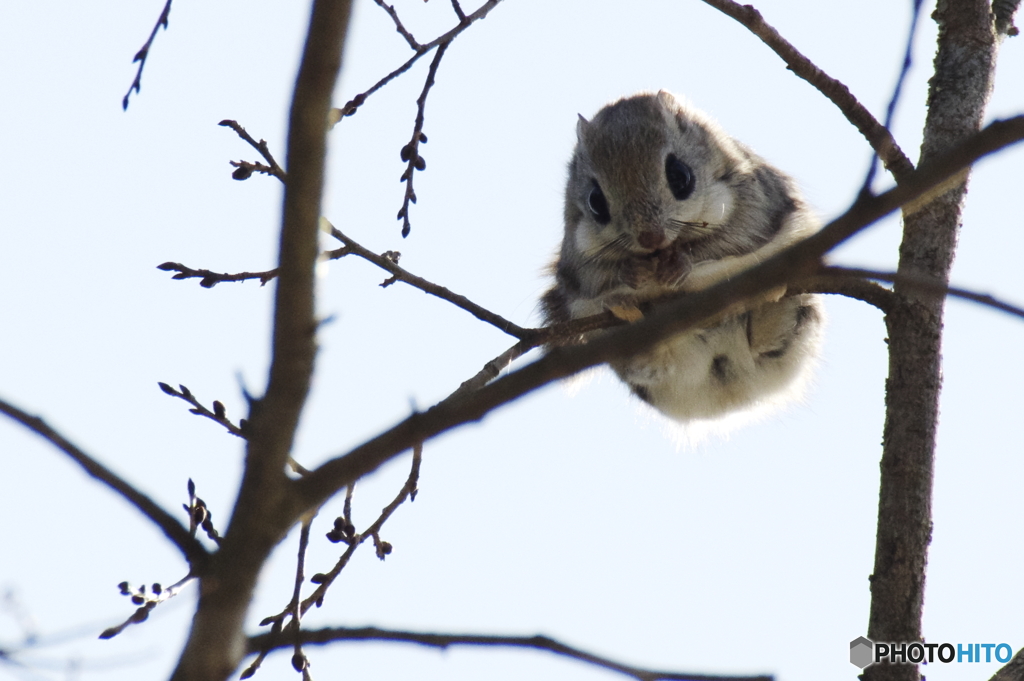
[[636, 227, 667, 250]]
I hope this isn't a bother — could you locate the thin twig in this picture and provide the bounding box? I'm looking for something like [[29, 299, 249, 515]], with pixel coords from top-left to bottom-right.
[[288, 514, 316, 675], [156, 383, 312, 476], [372, 0, 421, 50], [397, 42, 448, 237], [449, 340, 534, 398], [450, 0, 467, 21], [247, 625, 771, 681], [219, 120, 288, 183], [334, 0, 502, 118], [244, 449, 421, 676], [254, 447, 422, 656], [325, 221, 527, 337], [228, 160, 280, 181], [820, 266, 1024, 320], [158, 382, 246, 438], [123, 0, 173, 110], [860, 0, 923, 195], [0, 396, 208, 567], [99, 572, 196, 639], [797, 272, 895, 313], [300, 446, 421, 613], [155, 221, 526, 341], [446, 310, 632, 398], [700, 0, 915, 182], [157, 261, 278, 288], [343, 484, 354, 527]]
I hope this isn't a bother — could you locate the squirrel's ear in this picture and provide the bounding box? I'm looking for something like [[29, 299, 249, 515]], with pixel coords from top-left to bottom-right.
[[656, 90, 677, 108], [576, 114, 591, 141]]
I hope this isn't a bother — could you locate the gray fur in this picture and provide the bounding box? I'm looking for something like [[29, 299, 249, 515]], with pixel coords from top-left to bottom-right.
[[542, 91, 824, 424]]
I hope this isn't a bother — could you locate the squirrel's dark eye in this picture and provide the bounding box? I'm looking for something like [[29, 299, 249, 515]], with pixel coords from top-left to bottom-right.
[[587, 182, 611, 225], [665, 154, 695, 201]]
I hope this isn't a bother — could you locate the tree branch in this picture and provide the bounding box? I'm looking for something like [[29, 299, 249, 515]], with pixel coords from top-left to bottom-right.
[[157, 260, 278, 287], [122, 0, 173, 110], [334, 0, 503, 118], [324, 221, 527, 337], [798, 270, 895, 313], [397, 42, 448, 237], [700, 0, 915, 182], [243, 448, 422, 679], [818, 266, 1024, 321], [372, 0, 421, 50], [157, 382, 247, 438], [247, 625, 772, 681], [156, 219, 528, 340], [0, 396, 208, 567], [219, 119, 288, 183]]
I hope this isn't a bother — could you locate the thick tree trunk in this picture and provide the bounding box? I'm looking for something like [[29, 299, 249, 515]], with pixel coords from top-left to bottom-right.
[[865, 1, 1002, 679]]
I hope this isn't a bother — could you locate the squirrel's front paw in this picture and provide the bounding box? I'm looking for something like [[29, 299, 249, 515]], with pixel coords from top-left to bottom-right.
[[620, 256, 657, 289], [653, 247, 692, 286]]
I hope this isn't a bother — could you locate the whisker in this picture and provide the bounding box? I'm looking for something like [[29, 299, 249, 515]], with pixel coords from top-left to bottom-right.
[[583, 233, 632, 266]]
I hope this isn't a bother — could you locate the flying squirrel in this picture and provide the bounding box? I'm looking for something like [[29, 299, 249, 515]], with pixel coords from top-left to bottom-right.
[[541, 90, 824, 423]]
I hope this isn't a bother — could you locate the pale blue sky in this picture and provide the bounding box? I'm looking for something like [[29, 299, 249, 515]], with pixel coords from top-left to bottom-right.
[[1, 1, 1022, 680]]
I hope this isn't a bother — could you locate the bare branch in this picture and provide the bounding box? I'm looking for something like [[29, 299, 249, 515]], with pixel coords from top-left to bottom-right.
[[798, 270, 895, 313], [819, 266, 1024, 321], [247, 625, 772, 681], [448, 340, 534, 398], [185, 478, 223, 545], [295, 116, 1024, 512], [298, 445, 421, 614], [287, 514, 316, 676], [156, 221, 527, 344], [219, 119, 288, 183], [157, 382, 246, 438], [99, 573, 196, 639], [156, 383, 311, 477], [0, 396, 208, 567], [122, 0, 173, 110], [397, 42, 448, 237], [229, 160, 280, 181], [372, 0, 422, 50], [157, 261, 278, 287], [325, 222, 528, 338], [700, 0, 915, 182], [861, 0, 924, 195], [245, 449, 422, 679], [450, 0, 467, 21], [334, 0, 503, 118]]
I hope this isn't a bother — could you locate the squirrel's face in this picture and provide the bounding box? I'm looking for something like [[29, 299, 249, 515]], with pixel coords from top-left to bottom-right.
[[565, 91, 744, 263]]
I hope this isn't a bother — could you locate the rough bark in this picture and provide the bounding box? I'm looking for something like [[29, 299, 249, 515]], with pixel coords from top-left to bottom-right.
[[865, 1, 1002, 679]]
